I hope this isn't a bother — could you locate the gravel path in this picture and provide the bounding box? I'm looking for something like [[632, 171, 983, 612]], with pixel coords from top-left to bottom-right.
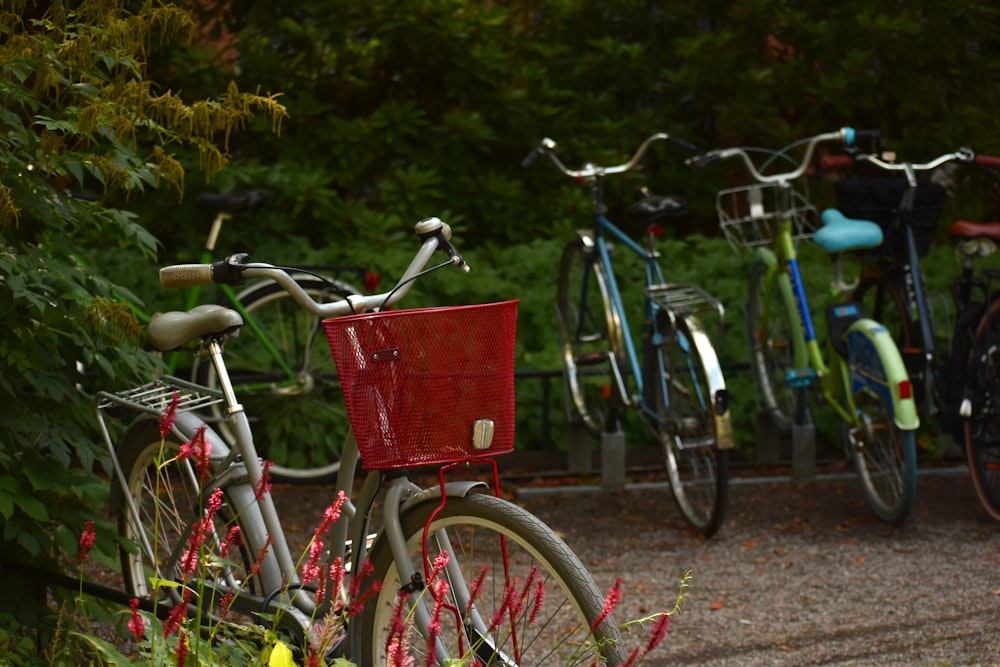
[[512, 468, 1000, 666]]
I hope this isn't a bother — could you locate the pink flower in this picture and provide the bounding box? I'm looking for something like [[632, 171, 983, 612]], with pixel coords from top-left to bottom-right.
[[175, 629, 189, 665], [529, 577, 545, 625], [220, 525, 242, 559], [254, 460, 274, 500], [428, 550, 449, 583], [159, 391, 180, 438], [424, 578, 450, 667], [163, 589, 191, 637], [78, 521, 96, 563], [465, 565, 488, 615], [590, 578, 622, 631], [645, 613, 670, 652], [127, 598, 145, 641], [220, 591, 235, 618], [178, 425, 212, 480]]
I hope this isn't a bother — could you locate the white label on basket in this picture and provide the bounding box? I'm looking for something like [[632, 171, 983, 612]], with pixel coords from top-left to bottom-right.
[[371, 348, 400, 362], [472, 419, 495, 450]]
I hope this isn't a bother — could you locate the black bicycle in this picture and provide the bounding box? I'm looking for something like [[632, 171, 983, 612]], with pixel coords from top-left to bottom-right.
[[823, 145, 1000, 521]]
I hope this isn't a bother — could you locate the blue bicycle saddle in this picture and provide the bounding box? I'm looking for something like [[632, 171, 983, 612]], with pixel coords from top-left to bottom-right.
[[814, 208, 884, 253]]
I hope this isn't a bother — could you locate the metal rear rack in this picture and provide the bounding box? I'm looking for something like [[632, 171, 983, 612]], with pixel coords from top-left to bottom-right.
[[96, 377, 224, 417], [646, 283, 725, 320]]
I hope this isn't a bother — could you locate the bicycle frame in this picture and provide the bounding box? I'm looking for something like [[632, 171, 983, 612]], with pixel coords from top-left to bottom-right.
[[758, 214, 919, 431]]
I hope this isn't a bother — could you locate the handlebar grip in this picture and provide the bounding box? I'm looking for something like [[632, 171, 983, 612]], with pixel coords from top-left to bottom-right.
[[521, 148, 541, 168], [687, 152, 721, 169], [844, 127, 883, 151], [159, 264, 213, 288], [819, 154, 853, 170], [668, 136, 699, 153], [975, 154, 1000, 169]]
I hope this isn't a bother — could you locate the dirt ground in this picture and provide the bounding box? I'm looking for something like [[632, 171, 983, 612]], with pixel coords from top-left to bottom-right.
[[273, 463, 1000, 666], [510, 467, 1000, 667]]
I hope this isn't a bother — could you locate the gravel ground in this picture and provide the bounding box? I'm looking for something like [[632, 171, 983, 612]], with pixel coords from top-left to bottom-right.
[[511, 467, 1000, 667]]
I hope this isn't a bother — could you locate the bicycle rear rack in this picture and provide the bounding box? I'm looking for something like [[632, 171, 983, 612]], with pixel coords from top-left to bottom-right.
[[646, 283, 725, 326], [96, 377, 224, 417]]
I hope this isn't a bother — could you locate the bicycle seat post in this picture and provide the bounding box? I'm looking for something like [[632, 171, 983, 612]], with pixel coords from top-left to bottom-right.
[[206, 212, 231, 253]]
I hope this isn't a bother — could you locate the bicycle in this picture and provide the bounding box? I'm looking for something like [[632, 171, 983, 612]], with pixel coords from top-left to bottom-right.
[[523, 133, 733, 538], [95, 217, 625, 665], [689, 128, 920, 525], [821, 145, 1000, 520], [127, 190, 368, 484]]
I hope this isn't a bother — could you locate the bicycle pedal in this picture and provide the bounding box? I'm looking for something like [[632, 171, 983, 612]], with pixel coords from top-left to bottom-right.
[[785, 368, 816, 389]]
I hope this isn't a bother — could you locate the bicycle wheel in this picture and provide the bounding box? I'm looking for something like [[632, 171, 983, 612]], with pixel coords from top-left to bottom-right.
[[194, 276, 359, 484], [646, 313, 729, 537], [964, 298, 1000, 521], [746, 259, 798, 433], [360, 493, 626, 666], [833, 332, 917, 524], [556, 236, 624, 436], [112, 417, 268, 623]]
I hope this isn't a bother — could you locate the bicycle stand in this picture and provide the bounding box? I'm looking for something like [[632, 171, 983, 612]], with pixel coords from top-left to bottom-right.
[[754, 385, 816, 480], [565, 421, 626, 489]]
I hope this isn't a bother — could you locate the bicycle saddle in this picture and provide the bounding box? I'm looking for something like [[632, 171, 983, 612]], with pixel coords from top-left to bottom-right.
[[147, 305, 244, 352], [195, 190, 268, 215], [628, 189, 688, 225], [950, 220, 1000, 240], [815, 209, 884, 253]]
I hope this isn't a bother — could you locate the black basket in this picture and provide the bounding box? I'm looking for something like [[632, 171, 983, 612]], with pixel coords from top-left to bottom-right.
[[833, 177, 946, 257]]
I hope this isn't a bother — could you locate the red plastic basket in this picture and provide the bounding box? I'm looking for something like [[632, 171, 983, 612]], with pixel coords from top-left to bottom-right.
[[322, 300, 518, 470]]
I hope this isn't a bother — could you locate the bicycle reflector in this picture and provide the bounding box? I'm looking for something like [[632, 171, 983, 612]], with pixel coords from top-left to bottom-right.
[[897, 379, 912, 400]]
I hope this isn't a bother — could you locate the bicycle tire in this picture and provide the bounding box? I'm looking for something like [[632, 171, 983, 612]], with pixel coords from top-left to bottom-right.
[[964, 298, 1000, 522], [746, 259, 798, 433], [646, 312, 729, 537], [841, 328, 918, 525], [359, 492, 626, 666], [556, 236, 625, 436], [193, 276, 359, 484], [112, 416, 271, 624]]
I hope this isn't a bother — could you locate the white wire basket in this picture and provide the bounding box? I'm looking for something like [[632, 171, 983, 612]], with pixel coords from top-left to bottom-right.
[[716, 183, 818, 251]]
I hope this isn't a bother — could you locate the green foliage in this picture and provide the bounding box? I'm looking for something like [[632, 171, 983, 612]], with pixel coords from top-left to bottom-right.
[[0, 0, 286, 645]]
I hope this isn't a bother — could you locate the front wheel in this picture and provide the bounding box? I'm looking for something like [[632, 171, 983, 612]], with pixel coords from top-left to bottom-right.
[[963, 298, 1000, 522], [746, 259, 798, 433], [556, 236, 624, 436], [360, 493, 625, 666], [194, 275, 360, 484], [646, 313, 729, 537]]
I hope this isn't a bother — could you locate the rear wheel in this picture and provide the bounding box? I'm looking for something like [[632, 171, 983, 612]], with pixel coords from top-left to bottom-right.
[[746, 260, 798, 433], [113, 418, 266, 622], [556, 237, 624, 436], [361, 493, 625, 666], [846, 386, 918, 525], [964, 298, 1000, 522], [647, 313, 729, 537], [194, 276, 359, 484]]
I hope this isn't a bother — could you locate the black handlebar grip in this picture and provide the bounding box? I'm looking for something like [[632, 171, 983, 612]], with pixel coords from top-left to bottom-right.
[[159, 264, 213, 288], [848, 128, 883, 152], [521, 147, 542, 169], [687, 152, 721, 169], [668, 136, 699, 153]]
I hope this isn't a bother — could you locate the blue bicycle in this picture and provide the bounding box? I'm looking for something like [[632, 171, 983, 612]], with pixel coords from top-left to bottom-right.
[[524, 134, 733, 537]]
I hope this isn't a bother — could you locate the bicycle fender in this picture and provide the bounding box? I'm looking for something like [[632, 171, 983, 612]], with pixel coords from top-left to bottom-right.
[[844, 318, 920, 430], [398, 481, 490, 514], [685, 315, 734, 449]]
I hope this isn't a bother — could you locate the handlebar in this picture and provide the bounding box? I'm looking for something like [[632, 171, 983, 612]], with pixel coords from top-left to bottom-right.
[[687, 128, 865, 184], [522, 133, 698, 183], [159, 217, 467, 318]]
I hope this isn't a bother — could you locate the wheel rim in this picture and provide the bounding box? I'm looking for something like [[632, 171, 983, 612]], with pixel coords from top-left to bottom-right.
[[748, 262, 796, 429], [848, 388, 915, 522]]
